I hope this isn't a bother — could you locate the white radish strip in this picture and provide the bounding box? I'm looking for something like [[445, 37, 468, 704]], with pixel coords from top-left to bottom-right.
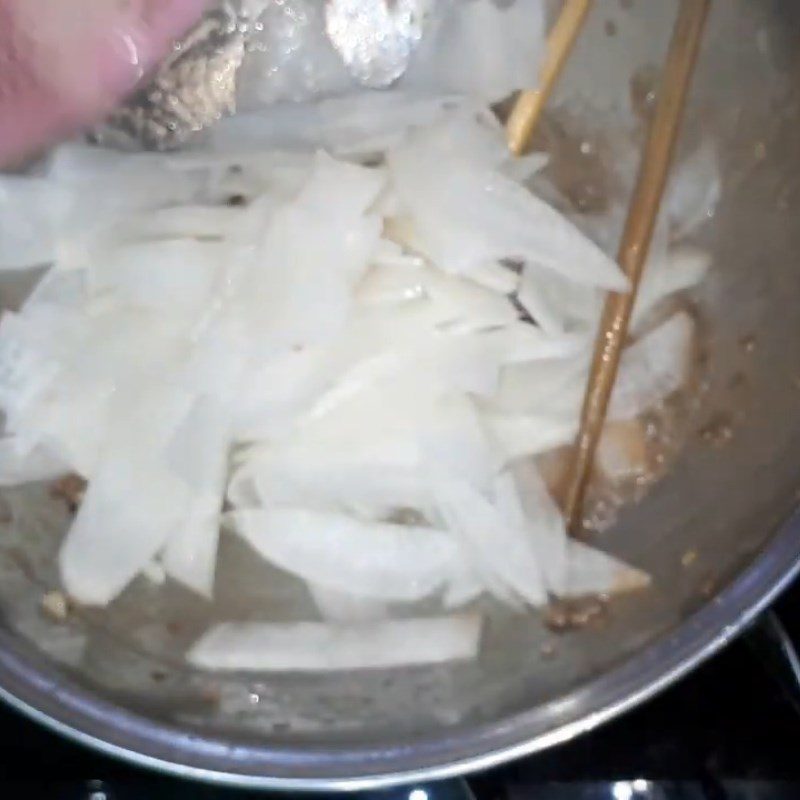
[[241, 157, 383, 352], [469, 261, 521, 295], [610, 311, 695, 421], [518, 264, 603, 334], [162, 398, 230, 598], [88, 240, 223, 312], [300, 152, 387, 217], [417, 395, 499, 490], [516, 267, 570, 335], [211, 93, 457, 157], [309, 585, 389, 623], [495, 313, 693, 424], [47, 147, 207, 243], [475, 325, 587, 364], [292, 376, 495, 492], [187, 615, 483, 672], [632, 247, 710, 331], [371, 237, 426, 270], [356, 264, 427, 306], [0, 177, 67, 270], [229, 450, 431, 521], [501, 462, 569, 597], [162, 507, 222, 598], [564, 541, 651, 598], [122, 205, 243, 241], [485, 412, 577, 463], [666, 140, 721, 239], [0, 312, 61, 417], [59, 458, 187, 606], [502, 151, 550, 183], [442, 562, 486, 610], [58, 386, 194, 606], [389, 133, 628, 289], [227, 508, 461, 602], [424, 270, 519, 330], [10, 372, 116, 479], [430, 472, 547, 607], [0, 439, 69, 486], [596, 420, 649, 482], [494, 357, 589, 417]]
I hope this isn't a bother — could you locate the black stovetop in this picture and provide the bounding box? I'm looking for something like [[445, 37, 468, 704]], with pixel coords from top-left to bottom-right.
[[5, 587, 800, 799]]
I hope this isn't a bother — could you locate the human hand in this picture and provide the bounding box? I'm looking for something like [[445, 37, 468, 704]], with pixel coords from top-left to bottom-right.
[[0, 0, 208, 166]]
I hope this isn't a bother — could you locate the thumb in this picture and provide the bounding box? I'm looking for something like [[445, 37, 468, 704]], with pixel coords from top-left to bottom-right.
[[0, 0, 209, 167]]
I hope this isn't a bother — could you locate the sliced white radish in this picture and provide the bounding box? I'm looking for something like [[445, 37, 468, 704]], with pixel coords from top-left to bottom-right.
[[58, 386, 194, 606], [212, 92, 456, 157], [389, 129, 628, 289], [610, 310, 695, 421], [120, 205, 243, 242], [356, 263, 427, 306], [564, 541, 651, 598], [442, 565, 486, 609], [227, 508, 461, 603], [494, 357, 588, 417], [666, 140, 721, 239], [88, 240, 224, 312], [162, 398, 230, 598], [8, 373, 115, 478], [417, 394, 499, 489], [187, 615, 483, 672], [371, 237, 426, 270], [633, 246, 711, 330], [229, 446, 430, 520], [301, 151, 387, 216], [0, 312, 61, 422], [423, 269, 519, 330], [240, 155, 384, 352], [469, 261, 521, 295], [430, 471, 547, 607], [518, 263, 603, 334], [0, 177, 67, 270], [485, 412, 577, 463], [502, 461, 569, 597], [502, 151, 550, 184], [0, 438, 69, 486], [0, 96, 709, 637], [309, 585, 389, 623], [596, 420, 650, 482]]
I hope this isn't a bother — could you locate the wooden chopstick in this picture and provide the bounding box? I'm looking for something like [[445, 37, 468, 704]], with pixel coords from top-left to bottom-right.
[[506, 0, 594, 156], [563, 0, 712, 534]]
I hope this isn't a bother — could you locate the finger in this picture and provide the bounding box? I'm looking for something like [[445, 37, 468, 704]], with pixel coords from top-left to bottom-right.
[[0, 0, 209, 166]]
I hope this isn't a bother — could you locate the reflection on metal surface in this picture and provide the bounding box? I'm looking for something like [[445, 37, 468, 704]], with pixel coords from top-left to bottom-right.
[[365, 780, 475, 800], [56, 779, 800, 799], [325, 0, 430, 87], [97, 0, 430, 148], [612, 779, 655, 800], [746, 610, 800, 714], [506, 782, 800, 799]]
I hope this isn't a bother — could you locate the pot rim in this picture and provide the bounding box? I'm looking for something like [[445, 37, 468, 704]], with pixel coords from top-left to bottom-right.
[[0, 510, 798, 791]]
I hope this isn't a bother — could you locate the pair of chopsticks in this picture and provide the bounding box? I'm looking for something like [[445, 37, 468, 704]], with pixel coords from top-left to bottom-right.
[[506, 0, 711, 534]]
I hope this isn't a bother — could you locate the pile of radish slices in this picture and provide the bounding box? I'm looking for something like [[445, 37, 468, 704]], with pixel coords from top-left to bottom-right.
[[0, 93, 716, 671]]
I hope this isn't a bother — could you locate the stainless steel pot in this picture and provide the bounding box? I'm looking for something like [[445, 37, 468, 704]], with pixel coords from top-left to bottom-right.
[[1, 0, 800, 790]]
